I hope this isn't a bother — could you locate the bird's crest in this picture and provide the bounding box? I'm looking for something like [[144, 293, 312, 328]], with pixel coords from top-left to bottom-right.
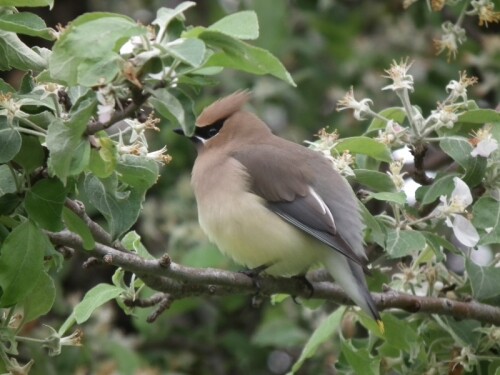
[[196, 90, 251, 127]]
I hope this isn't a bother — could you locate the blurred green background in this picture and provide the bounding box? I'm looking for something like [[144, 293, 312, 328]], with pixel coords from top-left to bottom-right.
[[8, 0, 499, 374]]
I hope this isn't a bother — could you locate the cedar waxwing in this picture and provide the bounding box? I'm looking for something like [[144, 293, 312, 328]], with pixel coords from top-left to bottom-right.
[[176, 91, 383, 332]]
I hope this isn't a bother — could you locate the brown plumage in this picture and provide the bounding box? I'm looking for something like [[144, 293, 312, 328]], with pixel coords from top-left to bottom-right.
[[179, 91, 383, 332]]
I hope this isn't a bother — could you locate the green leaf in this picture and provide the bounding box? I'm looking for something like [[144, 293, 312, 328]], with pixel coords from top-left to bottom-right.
[[0, 117, 21, 163], [365, 107, 406, 133], [420, 174, 456, 205], [21, 271, 55, 323], [88, 136, 117, 178], [370, 191, 406, 205], [0, 30, 46, 71], [121, 231, 154, 260], [334, 137, 392, 162], [385, 228, 426, 258], [288, 306, 345, 374], [465, 258, 500, 300], [0, 78, 15, 92], [0, 165, 17, 196], [25, 178, 66, 231], [49, 13, 144, 86], [359, 203, 386, 247], [439, 136, 489, 187], [46, 95, 95, 182], [84, 174, 143, 239], [198, 30, 296, 87], [74, 283, 123, 324], [457, 109, 500, 124], [209, 11, 259, 40], [375, 314, 420, 355], [116, 154, 159, 191], [0, 221, 47, 307], [152, 2, 196, 42], [472, 197, 500, 245], [440, 137, 472, 169], [341, 340, 380, 375], [150, 88, 188, 133], [62, 207, 95, 250], [164, 38, 206, 67], [0, 12, 55, 40], [353, 169, 396, 192], [422, 231, 458, 260], [0, 0, 53, 7]]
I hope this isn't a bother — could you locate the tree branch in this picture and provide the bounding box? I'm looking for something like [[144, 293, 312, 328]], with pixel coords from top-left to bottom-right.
[[46, 230, 500, 326]]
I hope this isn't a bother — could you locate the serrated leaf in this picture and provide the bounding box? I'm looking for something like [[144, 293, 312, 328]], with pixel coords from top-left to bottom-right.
[[465, 258, 500, 300], [62, 207, 95, 250], [457, 109, 500, 124], [21, 271, 55, 323], [0, 221, 47, 307], [121, 231, 154, 260], [0, 12, 55, 40], [84, 174, 143, 239], [150, 88, 188, 133], [353, 169, 396, 192], [472, 197, 500, 245], [288, 307, 345, 374], [49, 13, 144, 86], [420, 174, 456, 205], [152, 2, 196, 42], [385, 228, 426, 258], [370, 191, 406, 205], [198, 30, 296, 87], [440, 137, 472, 168], [365, 107, 406, 133], [0, 117, 21, 163], [25, 178, 66, 231], [74, 283, 123, 324], [334, 137, 392, 162], [0, 30, 46, 71], [46, 95, 95, 182], [164, 38, 206, 67], [116, 154, 159, 191], [208, 11, 259, 40], [422, 231, 458, 260]]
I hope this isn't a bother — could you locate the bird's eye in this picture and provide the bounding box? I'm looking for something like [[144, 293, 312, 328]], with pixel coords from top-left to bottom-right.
[[208, 127, 219, 138]]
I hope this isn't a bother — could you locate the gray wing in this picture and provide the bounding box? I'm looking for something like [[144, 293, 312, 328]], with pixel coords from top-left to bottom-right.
[[231, 140, 367, 267]]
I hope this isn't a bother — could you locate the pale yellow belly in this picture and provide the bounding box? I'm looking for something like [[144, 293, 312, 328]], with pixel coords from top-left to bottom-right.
[[198, 191, 326, 276]]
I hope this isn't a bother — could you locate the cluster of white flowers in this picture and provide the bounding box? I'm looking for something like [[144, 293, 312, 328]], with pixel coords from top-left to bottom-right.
[[117, 114, 171, 165]]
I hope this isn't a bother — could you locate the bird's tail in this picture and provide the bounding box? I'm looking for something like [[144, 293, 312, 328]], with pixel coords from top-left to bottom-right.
[[322, 251, 384, 334]]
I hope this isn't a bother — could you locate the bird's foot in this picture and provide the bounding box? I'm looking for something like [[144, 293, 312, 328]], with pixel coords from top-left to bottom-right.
[[239, 264, 269, 291]]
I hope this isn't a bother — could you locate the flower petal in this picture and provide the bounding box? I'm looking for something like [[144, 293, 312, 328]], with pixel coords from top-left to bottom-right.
[[452, 215, 479, 247], [471, 138, 498, 158], [452, 177, 473, 207]]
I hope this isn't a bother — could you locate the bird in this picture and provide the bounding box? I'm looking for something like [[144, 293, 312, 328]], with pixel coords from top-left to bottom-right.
[[175, 91, 383, 332]]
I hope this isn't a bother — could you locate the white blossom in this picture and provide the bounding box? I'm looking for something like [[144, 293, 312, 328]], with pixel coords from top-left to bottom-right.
[[382, 59, 414, 92], [470, 125, 498, 157], [436, 177, 479, 247], [446, 71, 478, 103], [336, 87, 373, 120]]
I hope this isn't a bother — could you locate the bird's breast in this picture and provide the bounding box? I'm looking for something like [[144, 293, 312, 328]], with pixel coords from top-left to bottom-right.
[[191, 156, 325, 276]]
